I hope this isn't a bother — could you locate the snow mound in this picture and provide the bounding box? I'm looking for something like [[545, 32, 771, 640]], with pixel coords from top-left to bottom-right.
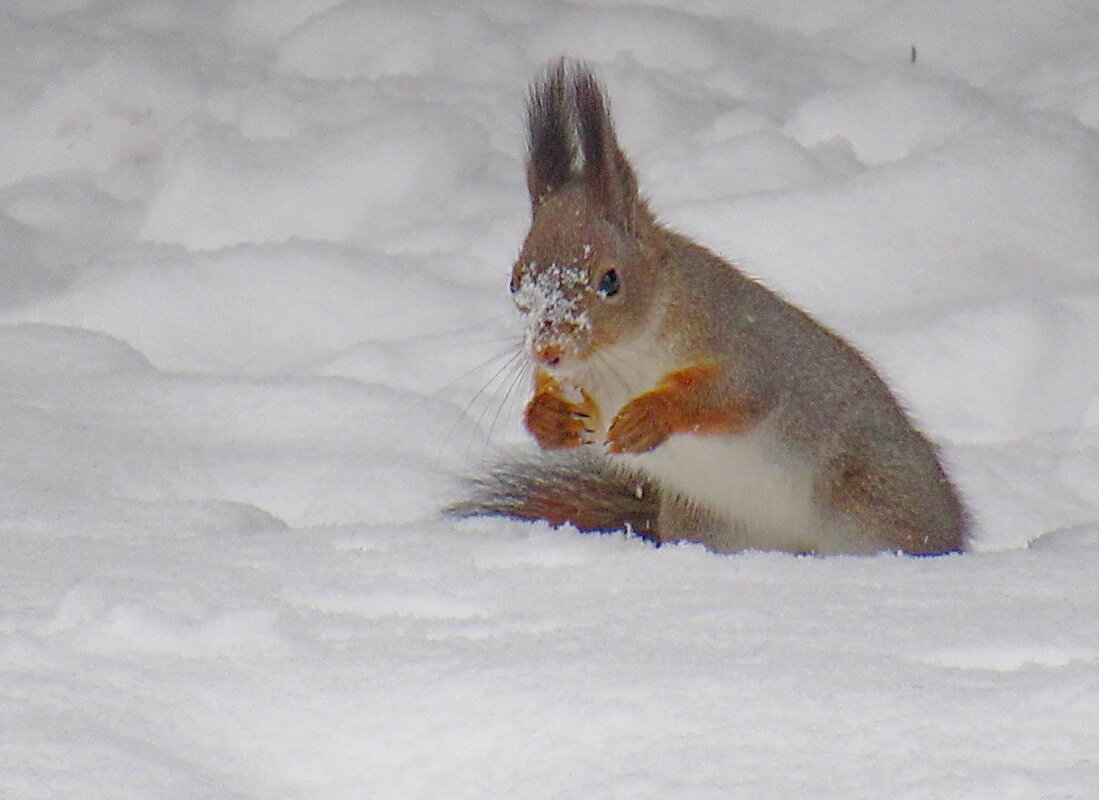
[[1, 2, 1097, 798]]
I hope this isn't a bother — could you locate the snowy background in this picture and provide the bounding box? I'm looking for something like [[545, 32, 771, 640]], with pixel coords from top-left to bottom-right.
[[2, 1, 1098, 797]]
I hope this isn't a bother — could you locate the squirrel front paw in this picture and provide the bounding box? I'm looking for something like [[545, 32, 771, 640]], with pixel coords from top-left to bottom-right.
[[525, 390, 594, 450], [606, 392, 673, 454]]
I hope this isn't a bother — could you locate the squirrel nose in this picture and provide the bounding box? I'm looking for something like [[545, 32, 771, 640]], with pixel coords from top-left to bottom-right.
[[534, 343, 562, 366]]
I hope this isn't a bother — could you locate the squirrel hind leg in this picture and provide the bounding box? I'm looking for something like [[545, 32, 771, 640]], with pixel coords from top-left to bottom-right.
[[818, 452, 969, 556]]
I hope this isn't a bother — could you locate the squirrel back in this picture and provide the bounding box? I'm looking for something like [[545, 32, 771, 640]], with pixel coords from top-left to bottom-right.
[[449, 61, 969, 556]]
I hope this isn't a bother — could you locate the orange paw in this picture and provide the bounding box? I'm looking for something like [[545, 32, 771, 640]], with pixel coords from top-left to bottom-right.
[[606, 392, 673, 454], [525, 390, 594, 450]]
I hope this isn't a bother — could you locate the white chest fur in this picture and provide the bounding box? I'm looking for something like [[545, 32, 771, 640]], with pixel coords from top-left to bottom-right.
[[556, 330, 852, 553]]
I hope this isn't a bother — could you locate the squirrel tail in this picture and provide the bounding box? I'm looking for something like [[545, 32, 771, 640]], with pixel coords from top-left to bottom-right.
[[445, 450, 660, 542]]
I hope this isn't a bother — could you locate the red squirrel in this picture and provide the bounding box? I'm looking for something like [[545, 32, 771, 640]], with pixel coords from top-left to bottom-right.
[[450, 60, 969, 555]]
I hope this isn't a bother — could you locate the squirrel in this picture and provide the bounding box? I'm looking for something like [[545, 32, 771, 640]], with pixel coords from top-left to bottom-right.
[[448, 60, 969, 556]]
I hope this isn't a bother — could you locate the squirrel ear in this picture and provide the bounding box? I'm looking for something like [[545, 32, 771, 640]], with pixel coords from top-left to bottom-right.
[[526, 60, 575, 209], [573, 68, 642, 233], [526, 61, 646, 228]]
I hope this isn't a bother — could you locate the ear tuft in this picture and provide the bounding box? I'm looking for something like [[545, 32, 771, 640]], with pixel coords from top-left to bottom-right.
[[525, 59, 642, 229], [571, 66, 639, 231], [526, 59, 576, 207]]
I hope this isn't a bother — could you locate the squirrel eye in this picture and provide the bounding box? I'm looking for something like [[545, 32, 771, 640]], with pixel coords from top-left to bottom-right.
[[597, 268, 620, 298]]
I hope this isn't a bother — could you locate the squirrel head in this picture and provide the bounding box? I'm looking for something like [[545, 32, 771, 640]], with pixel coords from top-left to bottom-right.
[[511, 60, 663, 373]]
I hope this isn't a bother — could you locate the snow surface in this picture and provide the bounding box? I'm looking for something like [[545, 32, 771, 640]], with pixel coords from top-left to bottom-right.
[[1, 1, 1097, 798]]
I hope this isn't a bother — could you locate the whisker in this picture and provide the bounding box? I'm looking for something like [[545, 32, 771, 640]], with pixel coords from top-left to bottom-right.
[[592, 349, 634, 404], [431, 342, 524, 402], [444, 346, 525, 455], [480, 354, 532, 465]]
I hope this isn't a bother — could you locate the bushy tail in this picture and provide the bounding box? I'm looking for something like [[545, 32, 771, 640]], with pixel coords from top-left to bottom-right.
[[446, 450, 660, 541]]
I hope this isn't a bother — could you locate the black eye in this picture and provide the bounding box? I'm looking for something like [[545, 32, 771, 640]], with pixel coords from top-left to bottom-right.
[[597, 269, 620, 298]]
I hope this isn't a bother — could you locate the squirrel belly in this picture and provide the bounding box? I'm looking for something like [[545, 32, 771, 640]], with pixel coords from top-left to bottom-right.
[[447, 60, 969, 556], [552, 315, 834, 553], [635, 426, 839, 554]]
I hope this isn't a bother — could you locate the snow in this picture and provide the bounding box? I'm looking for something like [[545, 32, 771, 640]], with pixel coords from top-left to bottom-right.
[[1, 1, 1096, 797], [514, 259, 593, 354]]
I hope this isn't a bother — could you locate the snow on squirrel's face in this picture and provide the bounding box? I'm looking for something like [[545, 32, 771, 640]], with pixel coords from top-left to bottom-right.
[[511, 187, 652, 373], [512, 258, 592, 368]]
